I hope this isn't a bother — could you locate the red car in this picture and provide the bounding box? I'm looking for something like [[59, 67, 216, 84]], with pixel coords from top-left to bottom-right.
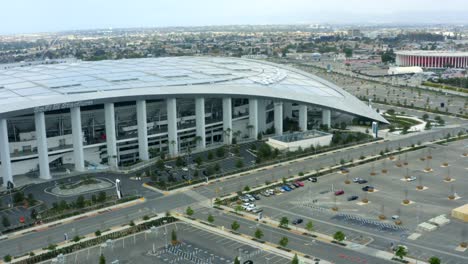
[[295, 181, 304, 187], [334, 190, 345, 196]]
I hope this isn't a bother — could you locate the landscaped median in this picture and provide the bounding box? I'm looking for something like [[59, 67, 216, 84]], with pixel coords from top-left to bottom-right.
[[4, 211, 175, 264], [5, 197, 146, 240]]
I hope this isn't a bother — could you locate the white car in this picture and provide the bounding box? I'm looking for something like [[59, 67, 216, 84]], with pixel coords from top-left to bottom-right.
[[407, 176, 417, 182], [352, 177, 363, 183], [181, 167, 189, 172], [246, 205, 257, 212], [164, 165, 173, 169]]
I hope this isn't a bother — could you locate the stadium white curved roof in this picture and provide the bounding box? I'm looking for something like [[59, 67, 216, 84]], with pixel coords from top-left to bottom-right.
[[0, 56, 387, 123]]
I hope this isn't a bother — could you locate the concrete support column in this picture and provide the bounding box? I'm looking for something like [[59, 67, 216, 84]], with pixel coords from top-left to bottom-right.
[[322, 109, 331, 128], [136, 100, 149, 161], [195, 97, 206, 150], [283, 102, 293, 119], [71, 107, 85, 172], [104, 103, 118, 169], [249, 98, 258, 139], [298, 105, 308, 132], [222, 98, 232, 144], [0, 119, 13, 186], [257, 99, 266, 133], [166, 98, 178, 157], [34, 112, 51, 179], [274, 101, 283, 136]]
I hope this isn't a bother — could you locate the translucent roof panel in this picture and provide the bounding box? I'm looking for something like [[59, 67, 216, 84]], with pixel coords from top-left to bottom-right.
[[0, 56, 387, 123]]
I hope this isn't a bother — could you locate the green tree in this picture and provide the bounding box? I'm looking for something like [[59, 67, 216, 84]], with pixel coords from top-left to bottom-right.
[[254, 228, 264, 240], [291, 254, 299, 264], [156, 159, 165, 170], [243, 185, 250, 192], [97, 191, 107, 203], [13, 191, 24, 204], [207, 151, 214, 160], [207, 214, 214, 223], [344, 47, 353, 58], [186, 206, 194, 216], [194, 156, 203, 166], [99, 254, 106, 264], [175, 156, 185, 167], [216, 147, 225, 158], [428, 256, 441, 264], [235, 205, 243, 214], [3, 255, 12, 263], [214, 163, 221, 172], [75, 195, 85, 208], [231, 221, 240, 231], [395, 246, 408, 260], [279, 236, 289, 247], [333, 231, 345, 242], [235, 159, 244, 168], [234, 256, 240, 264], [425, 121, 432, 130], [279, 216, 289, 228], [95, 230, 102, 236], [2, 216, 10, 228], [305, 220, 314, 232], [59, 200, 69, 211], [171, 229, 177, 242]]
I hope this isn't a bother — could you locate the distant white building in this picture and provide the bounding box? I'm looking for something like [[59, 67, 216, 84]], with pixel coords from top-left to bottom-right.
[[388, 66, 423, 75]]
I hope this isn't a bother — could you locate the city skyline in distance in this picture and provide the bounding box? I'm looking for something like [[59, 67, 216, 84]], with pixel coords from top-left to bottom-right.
[[2, 0, 468, 35]]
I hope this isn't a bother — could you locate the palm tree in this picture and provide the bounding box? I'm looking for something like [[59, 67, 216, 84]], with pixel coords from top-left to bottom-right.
[[193, 136, 203, 148], [233, 130, 242, 144], [170, 140, 176, 156], [246, 124, 254, 138], [223, 128, 232, 144]]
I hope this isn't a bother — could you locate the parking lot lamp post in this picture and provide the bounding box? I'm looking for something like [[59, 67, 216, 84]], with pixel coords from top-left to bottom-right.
[[163, 220, 168, 248]]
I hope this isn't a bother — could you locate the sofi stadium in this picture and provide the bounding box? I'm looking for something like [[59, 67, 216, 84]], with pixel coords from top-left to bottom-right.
[[0, 57, 387, 186]]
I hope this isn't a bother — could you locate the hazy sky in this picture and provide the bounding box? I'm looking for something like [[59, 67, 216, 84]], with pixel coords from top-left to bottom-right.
[[2, 0, 468, 34]]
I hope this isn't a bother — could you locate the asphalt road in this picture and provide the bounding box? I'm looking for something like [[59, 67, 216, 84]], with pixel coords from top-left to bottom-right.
[[0, 124, 466, 261]]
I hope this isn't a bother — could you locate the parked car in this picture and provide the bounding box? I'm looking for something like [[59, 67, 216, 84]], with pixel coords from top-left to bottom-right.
[[347, 195, 359, 201], [357, 179, 368, 184], [334, 190, 345, 196], [286, 183, 295, 189], [407, 176, 417, 182], [245, 194, 255, 201], [252, 194, 261, 200], [391, 215, 400, 220], [295, 181, 304, 187], [260, 191, 270, 197], [282, 185, 291, 192], [292, 218, 304, 225], [292, 182, 300, 188], [252, 208, 263, 213], [310, 177, 318, 182], [352, 177, 360, 183], [241, 197, 250, 202], [362, 186, 374, 192]]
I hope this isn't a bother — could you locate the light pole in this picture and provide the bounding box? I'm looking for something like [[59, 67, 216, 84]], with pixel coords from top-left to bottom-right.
[[163, 220, 168, 248]]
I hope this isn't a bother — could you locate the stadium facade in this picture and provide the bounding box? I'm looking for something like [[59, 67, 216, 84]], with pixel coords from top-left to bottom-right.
[[0, 57, 386, 186], [395, 50, 468, 68]]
